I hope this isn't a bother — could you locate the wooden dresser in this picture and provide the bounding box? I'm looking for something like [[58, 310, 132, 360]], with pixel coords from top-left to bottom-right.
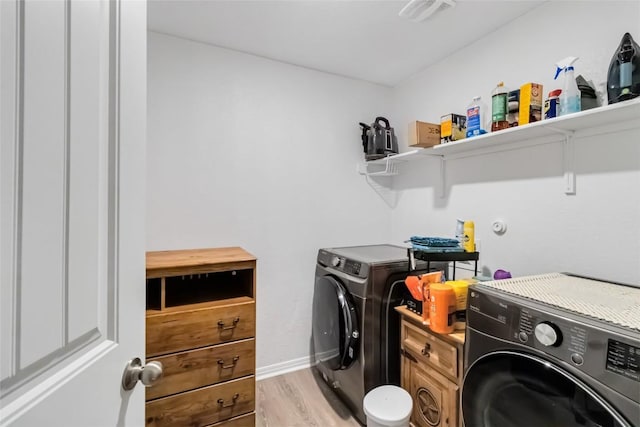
[[145, 247, 257, 427], [396, 306, 465, 427]]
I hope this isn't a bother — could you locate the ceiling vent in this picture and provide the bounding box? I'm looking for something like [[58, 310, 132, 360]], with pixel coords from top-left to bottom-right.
[[398, 0, 456, 22]]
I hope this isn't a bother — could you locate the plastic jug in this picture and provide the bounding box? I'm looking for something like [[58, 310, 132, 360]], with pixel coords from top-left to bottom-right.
[[429, 282, 456, 334]]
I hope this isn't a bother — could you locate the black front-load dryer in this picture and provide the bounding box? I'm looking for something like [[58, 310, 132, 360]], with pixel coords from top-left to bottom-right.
[[462, 273, 640, 427], [312, 244, 447, 424]]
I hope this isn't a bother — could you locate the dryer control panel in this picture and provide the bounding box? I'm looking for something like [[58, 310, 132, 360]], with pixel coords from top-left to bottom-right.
[[606, 339, 640, 382], [317, 250, 366, 278]]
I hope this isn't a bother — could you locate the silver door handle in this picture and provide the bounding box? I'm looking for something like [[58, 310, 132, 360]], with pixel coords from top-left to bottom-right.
[[122, 357, 163, 391]]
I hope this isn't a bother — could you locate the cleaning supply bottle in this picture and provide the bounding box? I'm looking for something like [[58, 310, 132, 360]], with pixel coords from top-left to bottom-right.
[[429, 282, 456, 334], [466, 96, 488, 138], [455, 219, 465, 249], [554, 56, 581, 116], [607, 32, 640, 104], [463, 220, 475, 252], [544, 89, 562, 119], [491, 82, 509, 131]]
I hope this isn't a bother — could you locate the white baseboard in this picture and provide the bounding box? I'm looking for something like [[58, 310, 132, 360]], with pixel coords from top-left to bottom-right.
[[256, 355, 313, 381]]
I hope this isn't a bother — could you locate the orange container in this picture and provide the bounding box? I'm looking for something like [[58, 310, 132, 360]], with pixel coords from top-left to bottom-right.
[[404, 271, 442, 323], [429, 282, 456, 334]]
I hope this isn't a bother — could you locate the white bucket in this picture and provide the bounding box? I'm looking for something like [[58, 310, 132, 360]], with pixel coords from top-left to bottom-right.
[[363, 385, 413, 427]]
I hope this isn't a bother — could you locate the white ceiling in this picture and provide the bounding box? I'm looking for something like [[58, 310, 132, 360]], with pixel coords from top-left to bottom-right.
[[148, 0, 545, 87]]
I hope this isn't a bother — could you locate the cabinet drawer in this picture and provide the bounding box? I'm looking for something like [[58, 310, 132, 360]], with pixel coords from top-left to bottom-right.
[[205, 412, 255, 427], [410, 364, 458, 427], [147, 300, 255, 357], [146, 339, 255, 401], [402, 320, 458, 380], [145, 376, 255, 427]]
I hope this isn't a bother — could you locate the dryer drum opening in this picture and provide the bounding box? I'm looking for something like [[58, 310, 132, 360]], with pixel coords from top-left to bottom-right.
[[462, 351, 632, 427]]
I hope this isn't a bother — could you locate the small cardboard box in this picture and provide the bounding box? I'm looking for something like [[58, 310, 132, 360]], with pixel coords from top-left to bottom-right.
[[440, 114, 466, 144], [518, 83, 543, 126], [409, 121, 441, 148]]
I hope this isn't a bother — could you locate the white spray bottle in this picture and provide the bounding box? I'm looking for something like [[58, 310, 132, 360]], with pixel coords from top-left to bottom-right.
[[554, 56, 581, 116]]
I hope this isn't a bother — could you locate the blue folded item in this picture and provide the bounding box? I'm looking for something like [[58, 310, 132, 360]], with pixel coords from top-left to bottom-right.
[[410, 243, 464, 253], [409, 236, 460, 248]]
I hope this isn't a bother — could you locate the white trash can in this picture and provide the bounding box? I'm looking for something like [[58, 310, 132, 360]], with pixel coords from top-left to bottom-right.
[[363, 385, 413, 427]]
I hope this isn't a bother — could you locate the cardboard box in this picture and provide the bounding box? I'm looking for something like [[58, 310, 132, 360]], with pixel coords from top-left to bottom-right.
[[518, 83, 543, 126], [409, 121, 441, 148], [440, 114, 466, 144]]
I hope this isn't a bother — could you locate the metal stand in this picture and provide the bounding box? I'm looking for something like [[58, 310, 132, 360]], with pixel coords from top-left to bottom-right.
[[407, 248, 479, 280]]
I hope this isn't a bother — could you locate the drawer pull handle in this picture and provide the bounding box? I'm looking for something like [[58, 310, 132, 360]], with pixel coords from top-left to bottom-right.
[[218, 317, 240, 330], [217, 393, 240, 408], [421, 343, 431, 356], [217, 356, 240, 369]]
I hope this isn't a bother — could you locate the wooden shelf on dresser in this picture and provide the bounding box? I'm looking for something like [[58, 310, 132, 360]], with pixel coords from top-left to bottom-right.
[[395, 306, 465, 427], [145, 247, 257, 427]]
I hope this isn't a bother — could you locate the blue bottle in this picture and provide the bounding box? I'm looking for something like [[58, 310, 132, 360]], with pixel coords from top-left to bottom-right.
[[466, 96, 488, 138]]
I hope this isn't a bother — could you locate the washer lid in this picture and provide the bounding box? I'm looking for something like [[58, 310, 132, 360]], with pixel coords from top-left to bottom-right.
[[327, 244, 408, 264], [363, 385, 413, 423]]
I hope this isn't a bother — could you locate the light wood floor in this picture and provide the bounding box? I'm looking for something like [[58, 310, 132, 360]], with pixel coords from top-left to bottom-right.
[[256, 368, 362, 427]]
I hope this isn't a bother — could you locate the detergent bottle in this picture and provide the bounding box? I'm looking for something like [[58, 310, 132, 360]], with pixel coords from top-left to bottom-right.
[[466, 96, 488, 138], [554, 56, 581, 116], [429, 282, 456, 334], [491, 82, 509, 132]]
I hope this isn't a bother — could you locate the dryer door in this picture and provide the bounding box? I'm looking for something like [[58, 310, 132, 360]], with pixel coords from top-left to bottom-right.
[[312, 275, 360, 370], [462, 351, 632, 427]]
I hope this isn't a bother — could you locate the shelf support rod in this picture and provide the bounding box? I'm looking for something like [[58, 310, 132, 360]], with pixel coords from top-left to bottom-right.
[[546, 127, 576, 195], [438, 156, 446, 198], [563, 133, 576, 195]]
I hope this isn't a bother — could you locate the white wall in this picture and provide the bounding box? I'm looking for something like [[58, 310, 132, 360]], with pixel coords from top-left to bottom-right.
[[147, 32, 393, 369], [147, 1, 640, 371], [390, 1, 640, 284]]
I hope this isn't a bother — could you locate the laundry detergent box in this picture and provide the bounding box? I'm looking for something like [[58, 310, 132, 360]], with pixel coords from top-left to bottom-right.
[[518, 83, 543, 126], [440, 113, 466, 144]]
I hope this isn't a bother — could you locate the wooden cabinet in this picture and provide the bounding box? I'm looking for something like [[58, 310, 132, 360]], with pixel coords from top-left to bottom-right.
[[145, 247, 257, 427], [397, 306, 464, 427]]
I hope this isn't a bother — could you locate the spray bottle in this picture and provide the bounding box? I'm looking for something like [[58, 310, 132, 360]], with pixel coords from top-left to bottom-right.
[[554, 56, 581, 116]]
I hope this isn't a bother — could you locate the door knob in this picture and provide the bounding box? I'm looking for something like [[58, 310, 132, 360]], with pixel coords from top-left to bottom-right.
[[122, 357, 163, 391]]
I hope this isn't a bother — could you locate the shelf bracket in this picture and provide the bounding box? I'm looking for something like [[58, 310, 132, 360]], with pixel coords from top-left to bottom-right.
[[546, 127, 576, 195], [562, 133, 575, 195], [438, 156, 446, 198], [357, 157, 399, 176], [364, 174, 397, 208]]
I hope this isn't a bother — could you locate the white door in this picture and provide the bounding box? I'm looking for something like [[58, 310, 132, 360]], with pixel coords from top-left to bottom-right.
[[1, 0, 146, 425]]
